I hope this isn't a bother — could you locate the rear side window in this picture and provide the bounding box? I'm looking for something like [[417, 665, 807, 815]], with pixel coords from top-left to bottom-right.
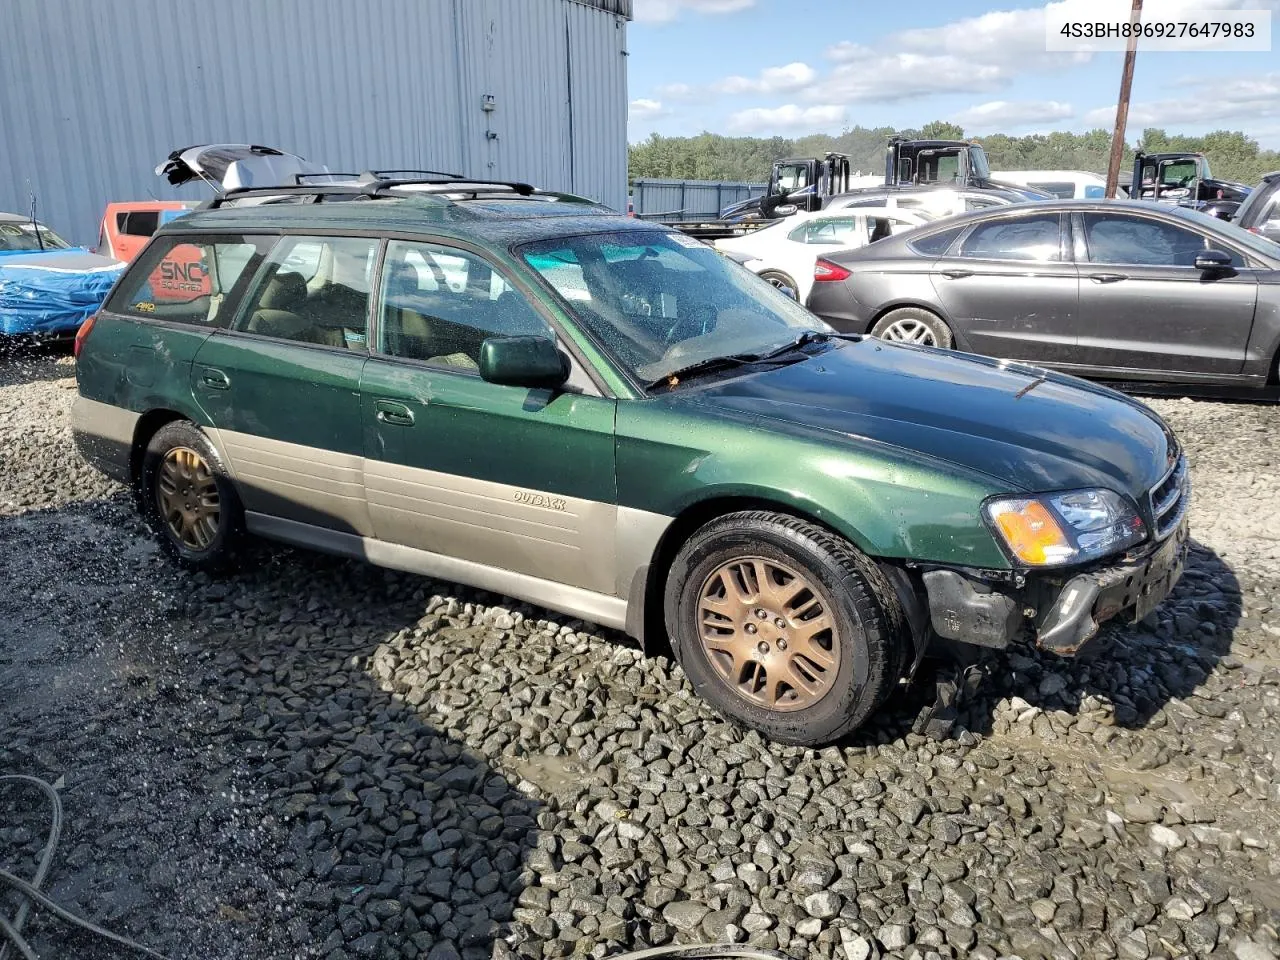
[[115, 211, 161, 237], [108, 234, 275, 326], [908, 225, 964, 256], [234, 236, 378, 350], [960, 214, 1061, 261]]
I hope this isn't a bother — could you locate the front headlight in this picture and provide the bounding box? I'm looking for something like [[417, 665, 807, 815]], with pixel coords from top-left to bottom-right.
[[984, 488, 1146, 567]]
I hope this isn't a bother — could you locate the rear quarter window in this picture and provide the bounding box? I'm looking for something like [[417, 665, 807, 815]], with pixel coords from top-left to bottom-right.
[[106, 234, 276, 326], [908, 225, 964, 256]]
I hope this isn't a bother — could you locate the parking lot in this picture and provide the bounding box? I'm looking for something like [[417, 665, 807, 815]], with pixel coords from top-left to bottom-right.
[[0, 350, 1275, 960]]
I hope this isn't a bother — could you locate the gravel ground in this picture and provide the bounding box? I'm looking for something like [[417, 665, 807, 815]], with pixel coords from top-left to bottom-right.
[[1, 350, 1278, 960]]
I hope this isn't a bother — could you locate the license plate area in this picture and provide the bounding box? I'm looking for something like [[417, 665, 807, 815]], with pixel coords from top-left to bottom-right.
[[1132, 520, 1189, 622]]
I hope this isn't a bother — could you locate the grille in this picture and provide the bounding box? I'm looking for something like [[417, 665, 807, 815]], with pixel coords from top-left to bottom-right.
[[1149, 455, 1188, 540]]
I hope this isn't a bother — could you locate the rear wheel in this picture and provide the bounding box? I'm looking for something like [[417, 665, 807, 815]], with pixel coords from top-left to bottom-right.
[[140, 421, 243, 571], [664, 511, 909, 746], [870, 307, 953, 349], [758, 269, 798, 293]]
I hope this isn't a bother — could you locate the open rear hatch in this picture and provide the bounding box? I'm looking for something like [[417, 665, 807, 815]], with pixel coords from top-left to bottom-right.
[[156, 144, 332, 194]]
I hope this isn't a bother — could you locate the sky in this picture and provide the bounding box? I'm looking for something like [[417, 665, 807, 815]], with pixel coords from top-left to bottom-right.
[[625, 0, 1280, 148]]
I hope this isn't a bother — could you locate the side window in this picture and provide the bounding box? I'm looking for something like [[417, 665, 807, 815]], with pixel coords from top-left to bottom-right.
[[959, 215, 1061, 261], [964, 195, 1003, 210], [788, 219, 859, 244], [379, 240, 553, 369], [116, 211, 161, 238], [107, 234, 274, 326], [235, 236, 377, 349], [1083, 214, 1211, 266], [908, 224, 964, 256]]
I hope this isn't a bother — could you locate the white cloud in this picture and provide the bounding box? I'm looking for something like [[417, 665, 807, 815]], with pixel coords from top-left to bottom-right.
[[952, 100, 1075, 129], [818, 3, 1088, 104], [726, 104, 848, 135], [812, 54, 1008, 104], [1083, 72, 1280, 127], [632, 0, 754, 24], [628, 98, 668, 121], [714, 62, 817, 96], [656, 82, 696, 101]]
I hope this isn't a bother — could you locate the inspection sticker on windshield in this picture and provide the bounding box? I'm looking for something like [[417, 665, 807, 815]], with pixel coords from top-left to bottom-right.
[[668, 233, 706, 249]]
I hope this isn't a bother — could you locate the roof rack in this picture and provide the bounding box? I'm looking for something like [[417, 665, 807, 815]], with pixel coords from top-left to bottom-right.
[[206, 172, 578, 209]]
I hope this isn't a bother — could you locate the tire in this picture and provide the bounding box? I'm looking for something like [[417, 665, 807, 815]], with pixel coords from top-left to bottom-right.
[[757, 269, 798, 293], [870, 307, 953, 349], [140, 420, 243, 572], [663, 510, 909, 746]]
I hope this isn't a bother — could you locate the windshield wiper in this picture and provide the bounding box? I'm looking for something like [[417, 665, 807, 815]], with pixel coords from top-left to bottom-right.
[[751, 329, 856, 361], [644, 352, 767, 391], [644, 332, 858, 392]]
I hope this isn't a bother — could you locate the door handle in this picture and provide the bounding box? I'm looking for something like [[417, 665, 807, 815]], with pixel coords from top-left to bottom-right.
[[940, 268, 973, 279], [1088, 273, 1128, 283], [200, 368, 230, 390], [375, 399, 415, 426]]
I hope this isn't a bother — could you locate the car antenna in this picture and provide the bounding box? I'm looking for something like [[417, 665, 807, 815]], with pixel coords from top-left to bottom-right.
[[28, 188, 44, 251]]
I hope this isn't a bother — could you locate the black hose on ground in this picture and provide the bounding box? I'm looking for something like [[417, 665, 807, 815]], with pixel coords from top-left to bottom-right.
[[0, 775, 172, 960]]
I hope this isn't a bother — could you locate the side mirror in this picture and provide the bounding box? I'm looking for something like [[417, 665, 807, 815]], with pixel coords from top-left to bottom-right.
[[478, 336, 569, 389], [773, 204, 799, 217], [1195, 249, 1233, 271]]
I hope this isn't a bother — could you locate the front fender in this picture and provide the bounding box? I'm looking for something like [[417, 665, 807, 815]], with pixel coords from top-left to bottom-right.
[[616, 399, 1010, 569]]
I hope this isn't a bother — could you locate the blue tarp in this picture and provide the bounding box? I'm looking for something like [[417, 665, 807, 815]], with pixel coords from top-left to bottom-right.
[[0, 249, 124, 335]]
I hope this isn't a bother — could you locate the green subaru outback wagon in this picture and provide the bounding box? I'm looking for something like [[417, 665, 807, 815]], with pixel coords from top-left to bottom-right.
[[73, 175, 1189, 746]]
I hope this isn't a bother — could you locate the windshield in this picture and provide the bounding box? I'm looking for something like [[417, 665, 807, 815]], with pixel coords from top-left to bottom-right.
[[1171, 207, 1280, 260], [0, 221, 70, 252], [521, 230, 828, 384]]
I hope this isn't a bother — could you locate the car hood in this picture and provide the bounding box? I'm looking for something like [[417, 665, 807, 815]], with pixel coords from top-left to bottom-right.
[[157, 143, 330, 194], [676, 340, 1174, 502], [0, 248, 122, 271], [720, 196, 765, 221]]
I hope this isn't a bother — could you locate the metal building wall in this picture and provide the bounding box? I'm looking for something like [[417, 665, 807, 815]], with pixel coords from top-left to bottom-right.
[[0, 0, 629, 247]]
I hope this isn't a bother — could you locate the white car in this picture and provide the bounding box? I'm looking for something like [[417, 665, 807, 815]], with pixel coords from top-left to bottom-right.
[[991, 170, 1108, 199], [715, 207, 932, 301]]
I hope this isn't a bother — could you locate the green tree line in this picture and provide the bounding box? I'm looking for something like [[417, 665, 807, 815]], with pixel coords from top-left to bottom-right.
[[629, 122, 1280, 187]]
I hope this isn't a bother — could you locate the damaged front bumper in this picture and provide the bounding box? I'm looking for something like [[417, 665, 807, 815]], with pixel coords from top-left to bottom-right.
[[921, 513, 1191, 656]]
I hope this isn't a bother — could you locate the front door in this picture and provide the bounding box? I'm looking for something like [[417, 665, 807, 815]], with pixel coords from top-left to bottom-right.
[[191, 234, 379, 535], [931, 211, 1080, 364], [360, 239, 618, 595], [1072, 211, 1259, 379]]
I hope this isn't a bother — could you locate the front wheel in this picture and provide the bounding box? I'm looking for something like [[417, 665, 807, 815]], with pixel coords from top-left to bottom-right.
[[664, 511, 909, 746], [140, 420, 243, 571], [870, 307, 953, 349]]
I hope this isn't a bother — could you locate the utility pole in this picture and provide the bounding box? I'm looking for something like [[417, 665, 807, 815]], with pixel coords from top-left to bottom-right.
[[1105, 0, 1144, 198]]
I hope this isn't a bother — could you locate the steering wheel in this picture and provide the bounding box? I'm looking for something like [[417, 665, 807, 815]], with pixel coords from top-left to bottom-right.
[[661, 302, 716, 346]]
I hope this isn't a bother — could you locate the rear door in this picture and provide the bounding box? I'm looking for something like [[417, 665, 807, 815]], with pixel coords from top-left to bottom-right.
[[191, 234, 378, 535], [930, 211, 1079, 363], [1072, 211, 1259, 378], [360, 239, 619, 596]]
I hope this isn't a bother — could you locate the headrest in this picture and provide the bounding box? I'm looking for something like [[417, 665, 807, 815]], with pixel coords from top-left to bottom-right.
[[260, 270, 307, 310]]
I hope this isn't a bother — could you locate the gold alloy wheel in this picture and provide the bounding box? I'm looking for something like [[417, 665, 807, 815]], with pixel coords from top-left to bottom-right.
[[697, 557, 840, 712], [156, 447, 220, 551]]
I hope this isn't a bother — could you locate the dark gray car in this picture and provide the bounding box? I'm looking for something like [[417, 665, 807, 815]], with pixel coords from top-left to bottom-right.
[[1235, 171, 1280, 245], [805, 200, 1280, 391]]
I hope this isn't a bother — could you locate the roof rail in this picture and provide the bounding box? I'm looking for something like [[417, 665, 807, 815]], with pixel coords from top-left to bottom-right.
[[206, 173, 588, 209], [367, 168, 466, 180]]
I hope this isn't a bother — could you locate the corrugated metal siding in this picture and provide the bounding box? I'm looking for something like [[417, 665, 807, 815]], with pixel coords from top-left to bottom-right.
[[572, 0, 633, 16], [0, 0, 627, 246], [631, 179, 769, 220]]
